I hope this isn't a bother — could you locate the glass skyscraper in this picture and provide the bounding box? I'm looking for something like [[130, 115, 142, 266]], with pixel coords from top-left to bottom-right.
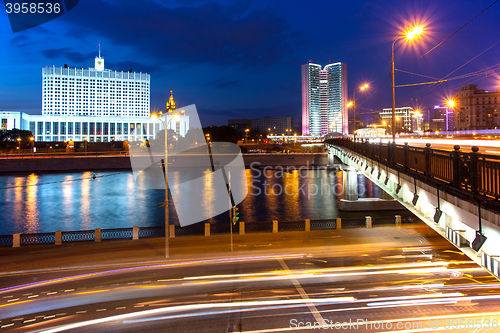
[[301, 62, 348, 136]]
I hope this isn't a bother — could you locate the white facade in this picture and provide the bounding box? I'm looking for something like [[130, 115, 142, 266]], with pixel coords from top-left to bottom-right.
[[0, 54, 191, 142], [302, 62, 348, 136], [42, 58, 150, 118], [1, 111, 188, 142]]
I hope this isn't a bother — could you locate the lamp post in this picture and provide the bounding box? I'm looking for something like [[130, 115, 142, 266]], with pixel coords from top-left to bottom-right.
[[347, 84, 369, 139], [17, 138, 22, 158], [447, 99, 456, 132], [30, 137, 34, 156], [151, 113, 179, 258], [83, 137, 88, 155], [245, 128, 249, 143], [392, 25, 423, 143]]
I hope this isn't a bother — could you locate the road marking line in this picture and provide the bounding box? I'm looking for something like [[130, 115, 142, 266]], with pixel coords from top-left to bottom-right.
[[134, 305, 144, 308], [277, 258, 327, 329], [7, 298, 19, 302], [23, 319, 36, 323], [111, 284, 120, 286], [43, 315, 55, 320], [11, 318, 23, 321], [127, 282, 136, 285], [116, 307, 126, 310], [1, 323, 14, 328], [76, 311, 86, 314], [28, 295, 39, 298], [96, 309, 106, 312], [143, 281, 151, 283], [64, 289, 74, 292], [47, 292, 57, 295], [56, 313, 66, 316], [2, 296, 12, 298], [35, 316, 45, 318]]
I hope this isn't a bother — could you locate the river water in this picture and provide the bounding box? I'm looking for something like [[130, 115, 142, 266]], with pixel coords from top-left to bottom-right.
[[0, 168, 403, 235]]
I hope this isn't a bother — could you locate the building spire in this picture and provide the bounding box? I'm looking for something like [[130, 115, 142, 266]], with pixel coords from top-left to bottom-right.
[[166, 88, 177, 112], [98, 41, 101, 58]]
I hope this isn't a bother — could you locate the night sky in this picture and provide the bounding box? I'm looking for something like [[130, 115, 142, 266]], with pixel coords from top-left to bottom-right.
[[1, 0, 499, 126]]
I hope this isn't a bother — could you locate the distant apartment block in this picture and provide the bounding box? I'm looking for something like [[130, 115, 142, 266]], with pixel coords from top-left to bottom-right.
[[379, 107, 423, 133], [454, 85, 500, 131], [251, 116, 294, 135], [228, 119, 251, 133]]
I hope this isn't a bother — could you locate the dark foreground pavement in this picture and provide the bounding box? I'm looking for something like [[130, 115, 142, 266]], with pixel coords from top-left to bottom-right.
[[0, 223, 499, 332]]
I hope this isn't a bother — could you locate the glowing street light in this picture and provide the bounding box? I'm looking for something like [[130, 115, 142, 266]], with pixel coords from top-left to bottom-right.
[[347, 83, 369, 138], [392, 25, 424, 142], [151, 112, 179, 259]]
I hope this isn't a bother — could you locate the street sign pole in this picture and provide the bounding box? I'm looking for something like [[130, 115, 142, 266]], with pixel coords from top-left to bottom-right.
[[228, 172, 233, 252]]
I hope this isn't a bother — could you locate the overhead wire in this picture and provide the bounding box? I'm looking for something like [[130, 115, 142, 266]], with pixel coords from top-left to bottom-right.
[[402, 0, 500, 69]]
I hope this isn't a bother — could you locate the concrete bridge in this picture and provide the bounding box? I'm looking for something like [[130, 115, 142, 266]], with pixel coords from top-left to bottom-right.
[[326, 137, 500, 278]]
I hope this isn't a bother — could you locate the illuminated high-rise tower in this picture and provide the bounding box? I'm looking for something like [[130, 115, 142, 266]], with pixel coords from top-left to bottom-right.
[[301, 61, 348, 136]]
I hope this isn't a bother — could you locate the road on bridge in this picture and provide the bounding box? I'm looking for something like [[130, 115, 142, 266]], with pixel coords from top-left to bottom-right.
[[0, 225, 499, 332]]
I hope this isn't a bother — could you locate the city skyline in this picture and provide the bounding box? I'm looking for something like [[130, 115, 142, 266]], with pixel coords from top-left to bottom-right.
[[1, 0, 500, 127]]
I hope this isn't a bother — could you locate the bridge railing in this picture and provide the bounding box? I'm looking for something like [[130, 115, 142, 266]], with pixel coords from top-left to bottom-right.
[[2, 216, 417, 247], [325, 138, 500, 202]]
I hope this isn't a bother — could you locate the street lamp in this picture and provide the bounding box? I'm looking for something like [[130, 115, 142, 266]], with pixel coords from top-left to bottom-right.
[[17, 138, 22, 158], [83, 137, 88, 155], [30, 137, 34, 156], [347, 83, 369, 139], [392, 25, 424, 142], [245, 128, 250, 143], [151, 113, 179, 259], [447, 99, 456, 132]]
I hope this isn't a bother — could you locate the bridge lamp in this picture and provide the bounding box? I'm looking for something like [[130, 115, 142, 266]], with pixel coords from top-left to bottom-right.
[[392, 24, 425, 142]]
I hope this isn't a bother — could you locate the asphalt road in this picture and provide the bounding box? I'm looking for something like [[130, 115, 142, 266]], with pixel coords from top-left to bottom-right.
[[1, 225, 499, 332], [391, 138, 500, 154]]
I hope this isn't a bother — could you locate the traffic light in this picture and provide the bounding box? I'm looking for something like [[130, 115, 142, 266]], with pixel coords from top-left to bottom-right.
[[232, 206, 239, 224]]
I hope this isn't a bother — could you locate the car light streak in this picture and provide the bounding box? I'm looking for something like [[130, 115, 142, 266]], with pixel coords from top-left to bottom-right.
[[37, 297, 356, 333], [0, 254, 306, 294]]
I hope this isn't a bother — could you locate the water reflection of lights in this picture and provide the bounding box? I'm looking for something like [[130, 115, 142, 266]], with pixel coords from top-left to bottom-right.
[[25, 174, 40, 233]]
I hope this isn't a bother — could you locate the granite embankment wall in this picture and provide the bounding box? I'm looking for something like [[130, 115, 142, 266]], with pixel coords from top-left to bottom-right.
[[0, 154, 329, 173]]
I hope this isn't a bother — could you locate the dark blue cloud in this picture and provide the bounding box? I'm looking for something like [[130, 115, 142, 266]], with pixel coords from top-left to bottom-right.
[[205, 78, 240, 88], [42, 48, 95, 63], [59, 0, 295, 68]]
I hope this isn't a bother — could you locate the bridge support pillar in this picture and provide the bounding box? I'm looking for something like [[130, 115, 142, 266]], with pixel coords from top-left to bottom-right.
[[13, 233, 20, 248], [239, 222, 245, 235], [342, 166, 359, 201], [55, 230, 62, 245], [205, 223, 210, 236], [366, 216, 372, 228], [133, 226, 139, 240], [336, 218, 342, 230], [305, 219, 310, 232], [273, 220, 278, 233], [170, 225, 175, 238]]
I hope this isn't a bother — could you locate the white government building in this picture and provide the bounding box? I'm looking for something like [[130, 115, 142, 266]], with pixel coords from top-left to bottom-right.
[[1, 53, 188, 142]]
